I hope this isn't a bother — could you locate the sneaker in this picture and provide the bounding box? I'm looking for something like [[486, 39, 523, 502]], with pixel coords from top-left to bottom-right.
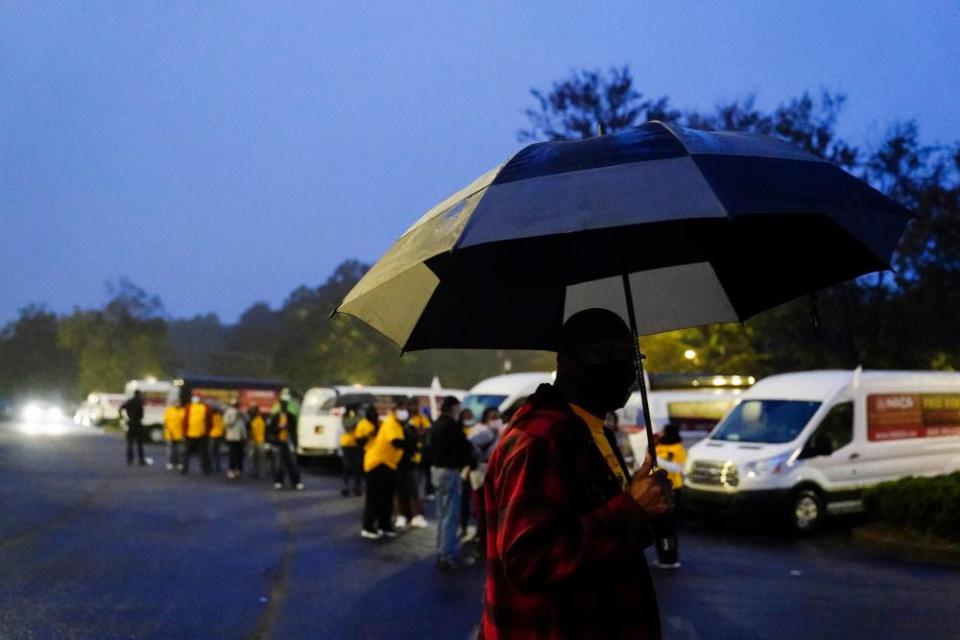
[[410, 515, 428, 528], [274, 483, 283, 490], [653, 560, 682, 570], [352, 488, 363, 497], [145, 457, 154, 466], [166, 463, 174, 471], [295, 483, 305, 491], [436, 556, 474, 572], [340, 487, 350, 497], [382, 528, 398, 538], [395, 515, 408, 529], [360, 529, 383, 540], [462, 525, 478, 541]]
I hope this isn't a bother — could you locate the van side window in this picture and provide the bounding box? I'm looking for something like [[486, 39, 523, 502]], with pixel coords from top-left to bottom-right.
[[810, 401, 854, 452]]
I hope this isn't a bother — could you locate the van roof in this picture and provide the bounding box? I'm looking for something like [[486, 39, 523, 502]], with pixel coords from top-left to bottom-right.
[[468, 372, 554, 395], [746, 369, 960, 401]]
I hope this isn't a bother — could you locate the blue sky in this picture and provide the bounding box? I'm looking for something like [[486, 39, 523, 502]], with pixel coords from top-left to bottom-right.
[[1, 1, 958, 323]]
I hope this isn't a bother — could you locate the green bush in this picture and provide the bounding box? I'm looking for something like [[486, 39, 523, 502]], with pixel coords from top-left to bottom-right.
[[863, 471, 960, 540]]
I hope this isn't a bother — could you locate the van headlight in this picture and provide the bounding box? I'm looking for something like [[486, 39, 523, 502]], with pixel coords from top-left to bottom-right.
[[744, 450, 797, 478]]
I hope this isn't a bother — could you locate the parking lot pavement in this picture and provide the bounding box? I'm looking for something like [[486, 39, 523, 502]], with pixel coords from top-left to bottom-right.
[[1, 422, 958, 640]]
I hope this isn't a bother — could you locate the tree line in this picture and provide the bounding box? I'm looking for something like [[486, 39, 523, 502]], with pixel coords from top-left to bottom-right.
[[1, 67, 956, 402]]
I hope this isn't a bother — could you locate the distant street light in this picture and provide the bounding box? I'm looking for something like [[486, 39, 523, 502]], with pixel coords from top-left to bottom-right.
[[683, 349, 697, 361]]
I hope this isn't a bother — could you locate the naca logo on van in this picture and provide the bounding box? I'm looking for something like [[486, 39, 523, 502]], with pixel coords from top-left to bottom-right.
[[868, 393, 960, 441]]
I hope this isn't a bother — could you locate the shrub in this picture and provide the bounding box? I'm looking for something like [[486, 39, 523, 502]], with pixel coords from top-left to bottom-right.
[[863, 471, 960, 540]]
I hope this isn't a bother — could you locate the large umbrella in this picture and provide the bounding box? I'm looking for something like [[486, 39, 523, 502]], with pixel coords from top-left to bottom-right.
[[336, 121, 913, 463]]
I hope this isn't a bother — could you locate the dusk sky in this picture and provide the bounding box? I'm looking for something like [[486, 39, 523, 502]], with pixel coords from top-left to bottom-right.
[[2, 1, 958, 324]]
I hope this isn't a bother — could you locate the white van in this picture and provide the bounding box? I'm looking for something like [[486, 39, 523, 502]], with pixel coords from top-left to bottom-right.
[[684, 369, 960, 532], [461, 372, 555, 423], [296, 385, 466, 457], [73, 392, 125, 427], [619, 388, 748, 469], [123, 379, 176, 442]]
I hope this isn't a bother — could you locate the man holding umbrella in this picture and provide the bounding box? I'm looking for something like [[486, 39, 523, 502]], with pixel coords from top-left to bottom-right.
[[479, 309, 673, 638], [335, 122, 912, 639]]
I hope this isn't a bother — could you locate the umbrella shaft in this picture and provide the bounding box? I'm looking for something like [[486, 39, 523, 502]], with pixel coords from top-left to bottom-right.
[[621, 274, 659, 469]]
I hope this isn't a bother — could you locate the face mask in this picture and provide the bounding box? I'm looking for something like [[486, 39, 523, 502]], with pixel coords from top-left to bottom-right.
[[463, 418, 476, 427], [572, 360, 635, 412], [395, 409, 410, 421], [488, 419, 504, 431]]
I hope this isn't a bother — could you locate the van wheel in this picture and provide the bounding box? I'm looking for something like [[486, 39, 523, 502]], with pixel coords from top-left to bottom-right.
[[148, 426, 163, 444], [790, 488, 824, 534]]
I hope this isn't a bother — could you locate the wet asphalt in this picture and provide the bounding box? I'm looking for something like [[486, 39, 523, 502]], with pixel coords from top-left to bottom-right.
[[1, 420, 957, 640]]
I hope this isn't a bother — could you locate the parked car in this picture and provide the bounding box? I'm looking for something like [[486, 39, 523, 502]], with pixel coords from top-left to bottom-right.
[[460, 372, 555, 423], [297, 384, 466, 458], [683, 368, 960, 533]]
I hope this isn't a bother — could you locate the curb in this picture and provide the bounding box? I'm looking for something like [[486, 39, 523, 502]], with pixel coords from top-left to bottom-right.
[[851, 525, 960, 568]]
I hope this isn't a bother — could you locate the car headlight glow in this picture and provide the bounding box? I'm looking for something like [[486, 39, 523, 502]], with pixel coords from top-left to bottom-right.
[[744, 450, 799, 479]]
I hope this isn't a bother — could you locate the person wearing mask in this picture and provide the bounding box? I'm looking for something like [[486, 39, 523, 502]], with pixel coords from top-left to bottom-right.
[[182, 396, 211, 475], [479, 309, 673, 639], [224, 401, 248, 479], [394, 398, 428, 529], [209, 405, 226, 473], [429, 396, 475, 571], [339, 406, 364, 497], [163, 398, 185, 471], [247, 405, 267, 479], [266, 400, 304, 490], [458, 408, 477, 540], [467, 406, 503, 551], [355, 403, 405, 539], [119, 390, 148, 466], [407, 401, 433, 501]]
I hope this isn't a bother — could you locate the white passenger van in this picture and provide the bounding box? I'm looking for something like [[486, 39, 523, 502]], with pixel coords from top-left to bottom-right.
[[619, 387, 748, 467], [684, 369, 960, 533], [296, 385, 466, 457], [460, 372, 555, 423], [73, 392, 125, 427], [123, 379, 176, 442]]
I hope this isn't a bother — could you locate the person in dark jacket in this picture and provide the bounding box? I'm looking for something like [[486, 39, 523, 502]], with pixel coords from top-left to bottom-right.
[[266, 400, 303, 491], [430, 396, 475, 570], [479, 309, 673, 639], [119, 391, 147, 466]]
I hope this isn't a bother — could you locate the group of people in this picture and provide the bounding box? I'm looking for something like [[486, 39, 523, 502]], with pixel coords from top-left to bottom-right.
[[339, 395, 505, 571], [119, 390, 305, 490]]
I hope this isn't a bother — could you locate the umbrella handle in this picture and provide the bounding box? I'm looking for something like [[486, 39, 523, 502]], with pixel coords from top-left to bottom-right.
[[621, 274, 659, 469]]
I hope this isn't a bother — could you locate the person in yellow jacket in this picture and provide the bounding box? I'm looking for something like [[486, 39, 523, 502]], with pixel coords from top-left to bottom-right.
[[248, 405, 267, 479], [208, 406, 226, 473], [339, 406, 365, 497], [356, 404, 405, 539], [163, 400, 185, 471], [182, 396, 211, 475], [655, 423, 687, 491]]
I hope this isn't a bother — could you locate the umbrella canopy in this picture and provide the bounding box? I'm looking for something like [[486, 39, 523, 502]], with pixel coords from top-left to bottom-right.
[[337, 121, 913, 352]]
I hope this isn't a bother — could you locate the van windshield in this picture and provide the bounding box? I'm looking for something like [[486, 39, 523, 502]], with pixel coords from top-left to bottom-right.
[[462, 394, 507, 419], [711, 400, 821, 444]]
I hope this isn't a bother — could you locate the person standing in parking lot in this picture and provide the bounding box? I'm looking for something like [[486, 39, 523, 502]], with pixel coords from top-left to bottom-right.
[[248, 405, 267, 479], [163, 399, 185, 471], [119, 391, 147, 466], [267, 399, 303, 490], [339, 406, 364, 497], [181, 396, 211, 475], [356, 403, 405, 539], [208, 405, 226, 473], [430, 396, 475, 570], [395, 398, 428, 529], [224, 401, 248, 479]]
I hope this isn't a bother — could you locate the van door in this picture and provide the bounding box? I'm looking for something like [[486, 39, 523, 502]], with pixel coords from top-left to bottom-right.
[[802, 400, 856, 492]]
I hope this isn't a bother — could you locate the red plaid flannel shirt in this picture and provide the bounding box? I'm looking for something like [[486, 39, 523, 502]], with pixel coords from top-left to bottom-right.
[[479, 384, 660, 640]]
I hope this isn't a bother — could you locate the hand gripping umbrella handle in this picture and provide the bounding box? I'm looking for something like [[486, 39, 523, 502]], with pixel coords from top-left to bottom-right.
[[621, 274, 658, 469]]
